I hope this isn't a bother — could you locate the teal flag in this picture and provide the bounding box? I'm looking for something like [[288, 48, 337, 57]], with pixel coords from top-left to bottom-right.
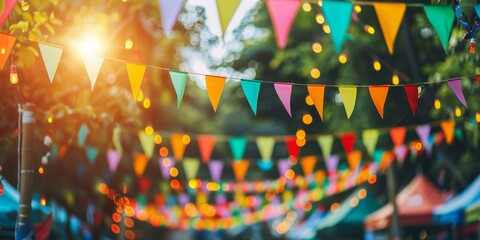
[[323, 0, 353, 53], [229, 137, 247, 160], [424, 5, 454, 51], [169, 71, 187, 108], [85, 146, 99, 164], [240, 80, 261, 115], [78, 124, 89, 147], [373, 149, 385, 165]]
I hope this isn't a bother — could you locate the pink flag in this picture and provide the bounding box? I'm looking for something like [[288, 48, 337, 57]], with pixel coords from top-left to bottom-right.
[[447, 78, 468, 108], [0, 0, 16, 27], [159, 0, 184, 33], [159, 157, 174, 179], [274, 82, 293, 117], [325, 155, 339, 174], [208, 160, 224, 182], [277, 159, 291, 177], [107, 149, 122, 173], [265, 0, 301, 49]]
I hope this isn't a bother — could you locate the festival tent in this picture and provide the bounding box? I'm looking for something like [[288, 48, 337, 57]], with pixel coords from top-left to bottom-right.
[[364, 175, 444, 231], [316, 188, 382, 238], [433, 174, 480, 225]]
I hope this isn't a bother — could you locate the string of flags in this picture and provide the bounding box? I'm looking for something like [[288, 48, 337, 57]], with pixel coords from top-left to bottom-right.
[[0, 32, 473, 119]]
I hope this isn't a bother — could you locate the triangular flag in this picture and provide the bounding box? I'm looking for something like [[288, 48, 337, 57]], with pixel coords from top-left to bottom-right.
[[158, 0, 184, 33], [257, 159, 274, 171], [159, 157, 174, 179], [138, 131, 155, 159], [126, 63, 146, 102], [107, 149, 122, 173], [171, 133, 187, 161], [183, 158, 200, 179], [404, 85, 419, 114], [339, 86, 357, 119], [78, 124, 89, 147], [368, 86, 389, 118], [256, 137, 275, 161], [205, 75, 226, 112], [38, 43, 63, 83], [197, 135, 216, 163], [440, 120, 455, 144], [340, 132, 356, 154], [277, 159, 291, 176], [447, 78, 468, 108], [82, 54, 104, 91], [229, 137, 247, 160], [373, 2, 406, 54], [216, 0, 242, 34], [112, 125, 123, 153], [85, 146, 99, 164], [362, 129, 379, 156], [0, 1, 16, 27], [285, 136, 300, 160], [265, 0, 301, 49], [169, 71, 187, 108], [390, 127, 406, 147], [322, 0, 354, 52], [347, 150, 362, 170], [394, 145, 408, 163], [274, 82, 293, 117], [134, 153, 149, 177], [317, 135, 334, 160], [208, 160, 224, 182], [240, 80, 261, 115], [232, 160, 249, 182], [325, 155, 339, 174], [0, 33, 16, 70], [416, 124, 431, 150], [300, 156, 317, 176], [307, 85, 325, 121], [424, 5, 454, 51]]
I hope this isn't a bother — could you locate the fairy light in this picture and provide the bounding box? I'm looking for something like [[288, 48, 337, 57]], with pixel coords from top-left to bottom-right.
[[302, 114, 313, 125], [182, 134, 191, 144], [144, 125, 154, 135], [317, 0, 323, 7], [305, 95, 314, 106], [125, 39, 133, 50], [154, 134, 162, 144], [354, 5, 362, 13], [392, 73, 400, 85], [170, 167, 179, 177], [296, 138, 306, 147], [476, 112, 480, 123], [296, 130, 306, 140], [315, 14, 325, 24], [285, 169, 295, 180], [455, 107, 462, 117], [10, 64, 18, 84], [364, 25, 375, 34], [330, 202, 340, 212], [434, 99, 441, 109], [302, 2, 312, 12], [373, 60, 381, 71], [322, 25, 331, 34], [47, 115, 53, 124], [143, 98, 151, 109], [338, 53, 348, 64], [310, 68, 321, 79], [312, 42, 322, 53]]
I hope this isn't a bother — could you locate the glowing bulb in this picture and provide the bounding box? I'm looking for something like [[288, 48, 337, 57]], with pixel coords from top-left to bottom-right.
[[476, 113, 480, 123], [296, 129, 306, 140], [434, 99, 441, 109], [81, 37, 100, 55], [315, 14, 325, 24], [38, 166, 44, 174], [455, 107, 461, 117], [296, 138, 306, 147], [137, 90, 144, 101], [302, 2, 312, 12], [40, 197, 46, 206], [47, 115, 53, 124], [373, 60, 381, 71], [182, 134, 190, 144], [21, 0, 30, 11], [312, 42, 322, 53], [354, 5, 362, 13], [154, 134, 162, 144], [305, 95, 314, 106], [310, 68, 321, 79], [317, 0, 323, 6], [338, 53, 348, 64], [323, 25, 331, 34], [365, 25, 375, 34], [145, 126, 154, 135], [1, 48, 5, 55], [392, 74, 399, 85], [125, 39, 133, 50], [303, 114, 313, 125], [10, 64, 18, 84], [170, 167, 179, 177], [470, 38, 476, 54], [143, 98, 151, 109], [285, 169, 295, 180]]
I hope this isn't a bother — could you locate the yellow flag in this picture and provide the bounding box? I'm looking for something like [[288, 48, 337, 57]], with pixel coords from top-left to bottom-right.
[[205, 75, 226, 112], [216, 0, 242, 34], [126, 63, 146, 102], [339, 86, 357, 119], [373, 3, 406, 54]]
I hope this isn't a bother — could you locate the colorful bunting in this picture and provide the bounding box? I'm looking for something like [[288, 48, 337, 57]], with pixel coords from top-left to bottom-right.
[[38, 43, 63, 83], [232, 160, 249, 182], [447, 78, 468, 108], [325, 155, 339, 174], [300, 156, 317, 176], [285, 136, 300, 160], [171, 133, 187, 161], [274, 82, 293, 117], [169, 71, 188, 108], [373, 2, 406, 54], [197, 135, 216, 163], [317, 135, 334, 160], [216, 0, 242, 34], [205, 75, 226, 112], [265, 0, 301, 49], [182, 158, 200, 179], [277, 159, 291, 177], [390, 127, 406, 147], [77, 124, 89, 147], [424, 5, 454, 51], [307, 85, 325, 121], [339, 86, 357, 119], [404, 85, 419, 114], [134, 153, 149, 177], [340, 132, 356, 154], [138, 131, 155, 159], [107, 149, 122, 173], [126, 63, 146, 102], [229, 137, 247, 160], [82, 54, 104, 91], [241, 80, 261, 115], [208, 160, 224, 182], [322, 0, 353, 52], [158, 0, 185, 33], [368, 86, 389, 118], [0, 32, 16, 70], [0, 0, 15, 27], [256, 137, 275, 161], [347, 151, 362, 170], [440, 120, 455, 144], [362, 129, 379, 156]]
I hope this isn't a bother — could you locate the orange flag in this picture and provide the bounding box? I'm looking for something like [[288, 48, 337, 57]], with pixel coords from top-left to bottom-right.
[[307, 85, 325, 121], [369, 86, 389, 118], [205, 75, 226, 112], [301, 156, 317, 176], [197, 135, 216, 163], [440, 120, 455, 144], [390, 127, 406, 147], [134, 153, 148, 177], [0, 33, 16, 70], [232, 160, 249, 181], [347, 150, 362, 170], [373, 3, 406, 54], [171, 133, 187, 161]]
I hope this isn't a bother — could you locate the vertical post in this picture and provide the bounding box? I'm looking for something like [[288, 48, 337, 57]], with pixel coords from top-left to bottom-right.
[[387, 163, 401, 240], [16, 103, 35, 238]]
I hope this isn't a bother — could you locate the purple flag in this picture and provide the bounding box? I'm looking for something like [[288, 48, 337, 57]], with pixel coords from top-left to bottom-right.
[[208, 160, 224, 182], [159, 0, 184, 33], [416, 124, 431, 151], [448, 78, 468, 108], [394, 145, 408, 163], [277, 159, 291, 177], [177, 193, 189, 206], [325, 155, 339, 174], [274, 83, 293, 117], [107, 149, 121, 173], [159, 157, 174, 179]]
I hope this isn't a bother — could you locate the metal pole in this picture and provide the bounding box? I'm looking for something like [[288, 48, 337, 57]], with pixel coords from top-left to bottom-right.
[[387, 162, 401, 240], [16, 103, 35, 238]]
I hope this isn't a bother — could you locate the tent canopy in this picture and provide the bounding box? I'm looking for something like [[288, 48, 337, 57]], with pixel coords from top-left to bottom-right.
[[364, 175, 444, 231], [433, 174, 480, 225], [317, 188, 381, 235]]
